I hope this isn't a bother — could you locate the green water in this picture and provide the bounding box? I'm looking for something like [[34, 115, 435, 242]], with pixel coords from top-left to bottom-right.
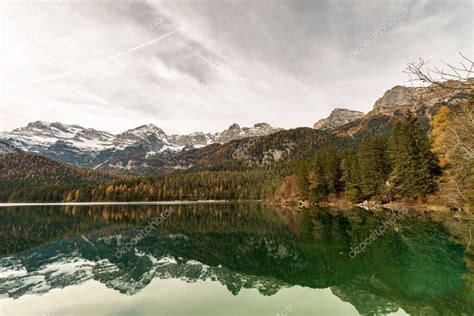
[[0, 203, 472, 315]]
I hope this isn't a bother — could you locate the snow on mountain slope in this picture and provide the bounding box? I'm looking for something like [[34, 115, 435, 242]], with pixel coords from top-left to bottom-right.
[[0, 122, 184, 153], [0, 121, 282, 172], [168, 131, 215, 147], [168, 123, 282, 147], [0, 121, 116, 151], [215, 122, 280, 143], [1, 121, 281, 152], [113, 124, 170, 149]]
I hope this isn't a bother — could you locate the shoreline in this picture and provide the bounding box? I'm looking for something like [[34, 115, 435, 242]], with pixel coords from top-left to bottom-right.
[[269, 196, 473, 219], [0, 200, 262, 207]]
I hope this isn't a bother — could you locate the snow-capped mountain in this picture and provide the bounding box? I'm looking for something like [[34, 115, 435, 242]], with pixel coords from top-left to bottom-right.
[[168, 122, 282, 147], [0, 122, 174, 151], [0, 121, 282, 173], [216, 122, 279, 143], [1, 121, 116, 151], [113, 124, 170, 149], [168, 132, 215, 148]]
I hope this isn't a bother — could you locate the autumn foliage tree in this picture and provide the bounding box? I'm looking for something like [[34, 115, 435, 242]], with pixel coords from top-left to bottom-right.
[[431, 94, 474, 209]]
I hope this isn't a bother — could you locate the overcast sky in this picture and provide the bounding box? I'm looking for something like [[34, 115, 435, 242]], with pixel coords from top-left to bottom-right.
[[1, 0, 472, 134]]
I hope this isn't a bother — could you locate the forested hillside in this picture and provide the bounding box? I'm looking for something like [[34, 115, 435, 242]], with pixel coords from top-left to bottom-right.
[[0, 152, 118, 202], [187, 127, 355, 171], [62, 171, 280, 202], [288, 94, 474, 211], [0, 128, 355, 202], [291, 114, 441, 203]]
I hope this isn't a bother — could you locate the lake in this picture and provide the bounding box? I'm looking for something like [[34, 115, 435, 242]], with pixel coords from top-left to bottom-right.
[[0, 203, 473, 315]]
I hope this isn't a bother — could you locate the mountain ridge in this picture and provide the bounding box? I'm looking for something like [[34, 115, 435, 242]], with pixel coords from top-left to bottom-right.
[[0, 121, 281, 150], [313, 79, 474, 137], [0, 121, 282, 172], [2, 80, 472, 175]]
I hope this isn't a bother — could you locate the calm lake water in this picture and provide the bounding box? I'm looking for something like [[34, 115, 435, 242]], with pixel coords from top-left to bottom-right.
[[0, 203, 473, 315]]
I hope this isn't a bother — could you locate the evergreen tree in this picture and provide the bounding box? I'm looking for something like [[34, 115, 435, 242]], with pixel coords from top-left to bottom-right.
[[389, 114, 440, 198], [358, 136, 391, 200], [294, 160, 310, 199], [306, 144, 341, 200], [340, 150, 362, 201], [320, 144, 341, 194]]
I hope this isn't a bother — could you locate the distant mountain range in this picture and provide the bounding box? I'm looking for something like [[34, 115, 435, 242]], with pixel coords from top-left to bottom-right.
[[0, 121, 281, 173], [1, 80, 472, 175]]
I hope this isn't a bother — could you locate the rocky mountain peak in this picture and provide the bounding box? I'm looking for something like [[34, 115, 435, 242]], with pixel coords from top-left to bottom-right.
[[370, 80, 474, 116], [3, 121, 115, 151], [313, 108, 365, 130], [114, 124, 169, 148], [216, 122, 282, 144], [372, 85, 420, 115], [22, 121, 63, 133], [26, 120, 49, 129], [228, 123, 241, 130], [253, 122, 271, 129], [167, 122, 280, 147], [126, 124, 165, 136]]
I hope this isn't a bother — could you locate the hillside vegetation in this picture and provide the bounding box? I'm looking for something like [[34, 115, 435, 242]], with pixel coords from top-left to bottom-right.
[[0, 152, 117, 202]]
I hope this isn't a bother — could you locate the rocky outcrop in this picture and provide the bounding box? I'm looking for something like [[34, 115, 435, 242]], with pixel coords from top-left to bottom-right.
[[113, 124, 169, 149], [216, 122, 281, 143], [371, 79, 474, 117], [313, 108, 365, 130], [372, 85, 420, 115], [169, 122, 281, 147], [329, 79, 474, 138], [316, 80, 474, 136]]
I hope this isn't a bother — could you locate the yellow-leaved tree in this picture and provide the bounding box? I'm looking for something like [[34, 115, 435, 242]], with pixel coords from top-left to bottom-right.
[[431, 95, 474, 210]]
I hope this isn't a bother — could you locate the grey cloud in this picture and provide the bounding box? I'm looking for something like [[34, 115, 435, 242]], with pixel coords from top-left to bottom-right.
[[1, 0, 471, 134], [100, 0, 227, 85]]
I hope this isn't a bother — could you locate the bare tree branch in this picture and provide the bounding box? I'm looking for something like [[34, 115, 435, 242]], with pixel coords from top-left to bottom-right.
[[403, 52, 474, 89]]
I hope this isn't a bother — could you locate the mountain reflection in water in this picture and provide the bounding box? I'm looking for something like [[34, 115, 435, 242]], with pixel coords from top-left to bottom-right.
[[0, 203, 473, 315]]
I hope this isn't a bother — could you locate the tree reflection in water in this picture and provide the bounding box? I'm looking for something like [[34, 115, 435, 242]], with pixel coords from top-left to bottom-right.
[[0, 203, 472, 315]]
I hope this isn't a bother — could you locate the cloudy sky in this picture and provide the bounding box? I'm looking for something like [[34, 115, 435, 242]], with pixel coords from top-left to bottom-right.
[[1, 0, 472, 134]]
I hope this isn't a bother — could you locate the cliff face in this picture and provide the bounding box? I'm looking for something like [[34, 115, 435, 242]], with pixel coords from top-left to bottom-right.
[[321, 80, 474, 138], [372, 85, 421, 115], [313, 108, 365, 130], [371, 79, 474, 117], [315, 80, 474, 134]]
